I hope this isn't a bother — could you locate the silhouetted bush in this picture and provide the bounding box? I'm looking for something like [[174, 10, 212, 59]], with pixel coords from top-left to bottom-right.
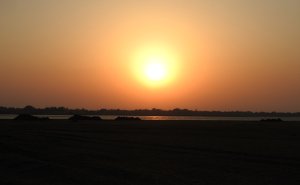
[[260, 118, 283, 122], [115, 116, 141, 121], [69, 115, 102, 121], [14, 114, 49, 121]]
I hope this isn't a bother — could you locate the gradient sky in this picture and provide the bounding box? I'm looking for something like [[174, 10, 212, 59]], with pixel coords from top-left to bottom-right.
[[0, 0, 299, 111]]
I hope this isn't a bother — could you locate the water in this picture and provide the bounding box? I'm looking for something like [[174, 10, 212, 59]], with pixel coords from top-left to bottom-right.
[[1, 114, 300, 121]]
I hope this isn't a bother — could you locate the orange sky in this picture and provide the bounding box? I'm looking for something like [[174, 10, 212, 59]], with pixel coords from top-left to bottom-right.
[[0, 0, 300, 111]]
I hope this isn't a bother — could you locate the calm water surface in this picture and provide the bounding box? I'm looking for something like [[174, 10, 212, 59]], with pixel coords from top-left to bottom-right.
[[1, 114, 300, 121]]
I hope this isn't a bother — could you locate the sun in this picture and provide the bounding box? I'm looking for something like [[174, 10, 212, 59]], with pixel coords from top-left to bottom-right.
[[144, 58, 167, 81], [131, 44, 180, 87], [140, 55, 173, 87]]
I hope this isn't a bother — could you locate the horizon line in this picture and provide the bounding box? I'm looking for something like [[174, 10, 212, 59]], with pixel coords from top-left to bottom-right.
[[0, 105, 299, 114]]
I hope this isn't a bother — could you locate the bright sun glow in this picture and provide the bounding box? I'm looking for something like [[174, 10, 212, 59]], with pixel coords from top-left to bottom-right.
[[145, 58, 167, 81], [131, 44, 180, 87]]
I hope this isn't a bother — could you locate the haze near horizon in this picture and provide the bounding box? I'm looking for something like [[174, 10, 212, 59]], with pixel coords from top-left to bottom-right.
[[1, 0, 299, 112]]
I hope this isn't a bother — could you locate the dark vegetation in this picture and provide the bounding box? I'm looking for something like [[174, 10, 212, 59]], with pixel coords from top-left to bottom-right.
[[261, 118, 283, 122], [69, 115, 102, 121], [14, 114, 49, 121], [1, 105, 299, 117], [115, 116, 142, 121]]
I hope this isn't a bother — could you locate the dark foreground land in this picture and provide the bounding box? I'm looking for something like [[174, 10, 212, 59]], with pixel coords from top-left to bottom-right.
[[1, 120, 300, 185]]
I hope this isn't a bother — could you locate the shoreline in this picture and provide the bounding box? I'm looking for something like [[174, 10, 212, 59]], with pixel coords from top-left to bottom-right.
[[1, 115, 300, 121]]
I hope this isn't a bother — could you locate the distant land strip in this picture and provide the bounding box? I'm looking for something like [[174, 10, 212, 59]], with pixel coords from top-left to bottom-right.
[[0, 106, 299, 117]]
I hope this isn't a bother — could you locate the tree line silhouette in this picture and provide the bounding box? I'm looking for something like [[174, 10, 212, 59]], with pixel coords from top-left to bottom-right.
[[0, 105, 299, 117]]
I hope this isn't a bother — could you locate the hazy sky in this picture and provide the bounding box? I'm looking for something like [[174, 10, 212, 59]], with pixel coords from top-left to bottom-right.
[[0, 0, 299, 111]]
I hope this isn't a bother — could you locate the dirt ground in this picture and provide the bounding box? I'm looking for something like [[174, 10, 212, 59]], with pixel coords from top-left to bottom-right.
[[1, 120, 300, 185]]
